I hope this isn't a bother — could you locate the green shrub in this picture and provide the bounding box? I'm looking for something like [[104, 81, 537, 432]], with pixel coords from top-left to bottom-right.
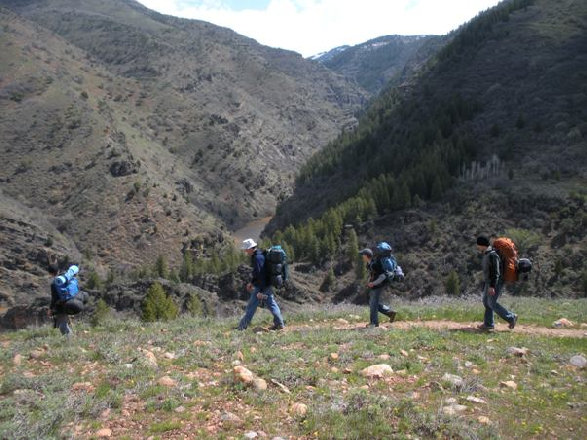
[[445, 270, 461, 295], [186, 293, 204, 317], [90, 299, 111, 327], [141, 282, 178, 322]]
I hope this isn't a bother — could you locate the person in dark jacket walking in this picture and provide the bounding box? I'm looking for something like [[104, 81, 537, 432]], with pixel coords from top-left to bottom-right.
[[360, 248, 396, 327], [237, 238, 285, 331], [476, 236, 517, 330]]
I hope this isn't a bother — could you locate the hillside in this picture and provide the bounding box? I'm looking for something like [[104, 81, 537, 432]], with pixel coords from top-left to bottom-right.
[[268, 0, 587, 298], [0, 0, 367, 306], [315, 35, 446, 95], [0, 298, 585, 439]]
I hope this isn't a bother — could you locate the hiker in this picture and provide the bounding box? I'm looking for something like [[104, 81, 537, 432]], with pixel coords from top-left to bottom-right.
[[360, 248, 396, 327], [237, 238, 285, 331], [476, 236, 518, 330], [49, 262, 88, 337]]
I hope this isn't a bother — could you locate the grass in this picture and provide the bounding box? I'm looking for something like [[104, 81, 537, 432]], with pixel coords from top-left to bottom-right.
[[0, 297, 585, 439]]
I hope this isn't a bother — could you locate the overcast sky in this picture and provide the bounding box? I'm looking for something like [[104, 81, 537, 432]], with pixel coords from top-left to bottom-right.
[[136, 0, 503, 57]]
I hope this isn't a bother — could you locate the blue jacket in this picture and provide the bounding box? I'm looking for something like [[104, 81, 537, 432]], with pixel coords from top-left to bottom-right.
[[250, 250, 268, 289]]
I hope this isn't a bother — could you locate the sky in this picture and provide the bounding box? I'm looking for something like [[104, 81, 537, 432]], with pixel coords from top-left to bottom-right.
[[136, 0, 503, 58]]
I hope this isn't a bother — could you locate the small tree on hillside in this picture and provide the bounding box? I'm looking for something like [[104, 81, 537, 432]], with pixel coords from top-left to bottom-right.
[[142, 282, 178, 322], [445, 270, 461, 295], [346, 228, 359, 266], [154, 255, 169, 279]]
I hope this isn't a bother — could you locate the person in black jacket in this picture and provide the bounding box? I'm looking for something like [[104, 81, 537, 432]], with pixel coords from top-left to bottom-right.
[[236, 238, 285, 331], [360, 248, 396, 327], [476, 236, 517, 330], [48, 261, 87, 337]]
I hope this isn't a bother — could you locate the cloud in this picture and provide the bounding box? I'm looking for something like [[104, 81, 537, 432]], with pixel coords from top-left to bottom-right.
[[137, 0, 502, 57]]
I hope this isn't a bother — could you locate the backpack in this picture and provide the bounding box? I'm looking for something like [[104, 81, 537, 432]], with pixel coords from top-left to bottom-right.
[[265, 245, 288, 288], [53, 265, 80, 301], [374, 242, 405, 282], [493, 237, 532, 283]]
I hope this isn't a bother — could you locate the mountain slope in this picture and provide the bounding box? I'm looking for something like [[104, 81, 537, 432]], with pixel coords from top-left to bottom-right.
[[0, 0, 367, 306], [315, 35, 446, 95], [268, 0, 587, 297]]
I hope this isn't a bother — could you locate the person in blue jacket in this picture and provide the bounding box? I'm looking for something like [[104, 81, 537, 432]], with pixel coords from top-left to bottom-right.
[[49, 261, 87, 336], [237, 238, 285, 331]]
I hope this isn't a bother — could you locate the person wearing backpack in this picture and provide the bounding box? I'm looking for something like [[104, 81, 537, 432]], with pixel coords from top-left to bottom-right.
[[359, 248, 397, 328], [476, 236, 518, 330], [48, 261, 88, 337], [237, 238, 285, 331]]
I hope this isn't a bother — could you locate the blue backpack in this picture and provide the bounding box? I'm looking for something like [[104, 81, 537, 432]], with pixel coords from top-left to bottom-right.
[[54, 265, 80, 301], [374, 242, 405, 282]]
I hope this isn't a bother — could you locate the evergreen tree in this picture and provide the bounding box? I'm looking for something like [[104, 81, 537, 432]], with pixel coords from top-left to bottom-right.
[[346, 228, 359, 266], [154, 255, 169, 279], [142, 282, 178, 322], [180, 251, 194, 282], [445, 270, 461, 295]]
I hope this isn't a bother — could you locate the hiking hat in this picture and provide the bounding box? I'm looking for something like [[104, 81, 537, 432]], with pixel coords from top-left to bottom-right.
[[476, 236, 490, 246], [359, 248, 373, 257], [241, 238, 257, 250]]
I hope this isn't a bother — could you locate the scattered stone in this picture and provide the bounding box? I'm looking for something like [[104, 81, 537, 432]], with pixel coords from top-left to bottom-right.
[[442, 404, 468, 415], [29, 349, 44, 360], [220, 411, 243, 426], [95, 428, 112, 438], [466, 396, 486, 404], [569, 355, 586, 368], [336, 318, 349, 325], [553, 318, 574, 328], [290, 402, 308, 417], [174, 406, 186, 413], [464, 361, 474, 368], [400, 350, 409, 357], [330, 353, 339, 360], [237, 351, 245, 362], [445, 398, 457, 404], [378, 354, 391, 360], [331, 366, 339, 373], [360, 364, 393, 378], [13, 354, 22, 366], [233, 366, 255, 385], [499, 381, 518, 390], [157, 376, 177, 387], [72, 382, 94, 392], [343, 368, 353, 374], [506, 347, 529, 357], [478, 416, 491, 425], [244, 431, 258, 439], [163, 352, 175, 359], [442, 373, 464, 389], [252, 378, 267, 391], [99, 408, 111, 420], [270, 379, 291, 394], [142, 350, 158, 367]]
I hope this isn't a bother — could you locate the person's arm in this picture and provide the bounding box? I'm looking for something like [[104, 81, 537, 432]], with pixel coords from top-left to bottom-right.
[[488, 251, 500, 294], [251, 253, 264, 287]]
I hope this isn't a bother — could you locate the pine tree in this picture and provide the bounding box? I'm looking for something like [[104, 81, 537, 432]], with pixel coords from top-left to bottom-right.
[[154, 255, 169, 279], [180, 251, 194, 282], [142, 282, 178, 322], [445, 270, 461, 295], [346, 228, 359, 266]]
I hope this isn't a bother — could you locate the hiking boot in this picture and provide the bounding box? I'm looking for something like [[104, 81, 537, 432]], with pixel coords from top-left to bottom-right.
[[476, 323, 494, 331], [269, 324, 284, 331], [386, 310, 397, 323], [365, 323, 379, 328], [508, 314, 518, 330]]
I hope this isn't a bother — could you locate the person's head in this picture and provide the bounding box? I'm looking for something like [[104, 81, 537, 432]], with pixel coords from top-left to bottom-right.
[[359, 248, 373, 262], [476, 236, 490, 252], [241, 238, 258, 256]]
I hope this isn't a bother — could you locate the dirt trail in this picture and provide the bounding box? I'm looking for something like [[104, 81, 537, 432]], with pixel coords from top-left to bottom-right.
[[284, 320, 587, 338]]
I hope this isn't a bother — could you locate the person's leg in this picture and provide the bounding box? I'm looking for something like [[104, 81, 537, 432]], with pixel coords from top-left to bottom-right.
[[369, 287, 382, 326], [264, 287, 285, 329], [238, 288, 260, 330], [487, 283, 515, 324], [55, 313, 73, 336], [481, 285, 495, 328]]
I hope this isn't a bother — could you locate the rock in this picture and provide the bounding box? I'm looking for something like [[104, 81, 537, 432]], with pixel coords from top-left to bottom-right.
[[442, 404, 468, 415], [478, 416, 491, 425], [569, 355, 586, 368], [506, 347, 529, 357], [400, 350, 409, 357], [330, 353, 339, 360], [442, 373, 464, 389], [96, 428, 112, 438], [163, 352, 175, 359], [252, 378, 267, 391], [378, 354, 391, 360], [290, 402, 308, 417], [13, 354, 23, 366], [157, 376, 177, 387], [233, 366, 255, 385], [499, 380, 517, 390], [466, 396, 486, 404], [360, 364, 393, 378], [553, 318, 574, 328], [29, 349, 44, 360], [270, 379, 291, 394], [142, 350, 158, 367], [174, 406, 186, 413], [220, 411, 243, 426], [336, 318, 349, 325], [244, 432, 258, 439], [236, 351, 245, 362], [72, 382, 94, 392]]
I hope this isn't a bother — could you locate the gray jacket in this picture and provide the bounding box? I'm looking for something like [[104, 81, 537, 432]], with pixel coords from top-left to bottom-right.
[[482, 247, 501, 288]]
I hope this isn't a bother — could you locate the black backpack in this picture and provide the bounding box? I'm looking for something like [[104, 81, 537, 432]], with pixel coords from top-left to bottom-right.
[[265, 245, 288, 288]]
